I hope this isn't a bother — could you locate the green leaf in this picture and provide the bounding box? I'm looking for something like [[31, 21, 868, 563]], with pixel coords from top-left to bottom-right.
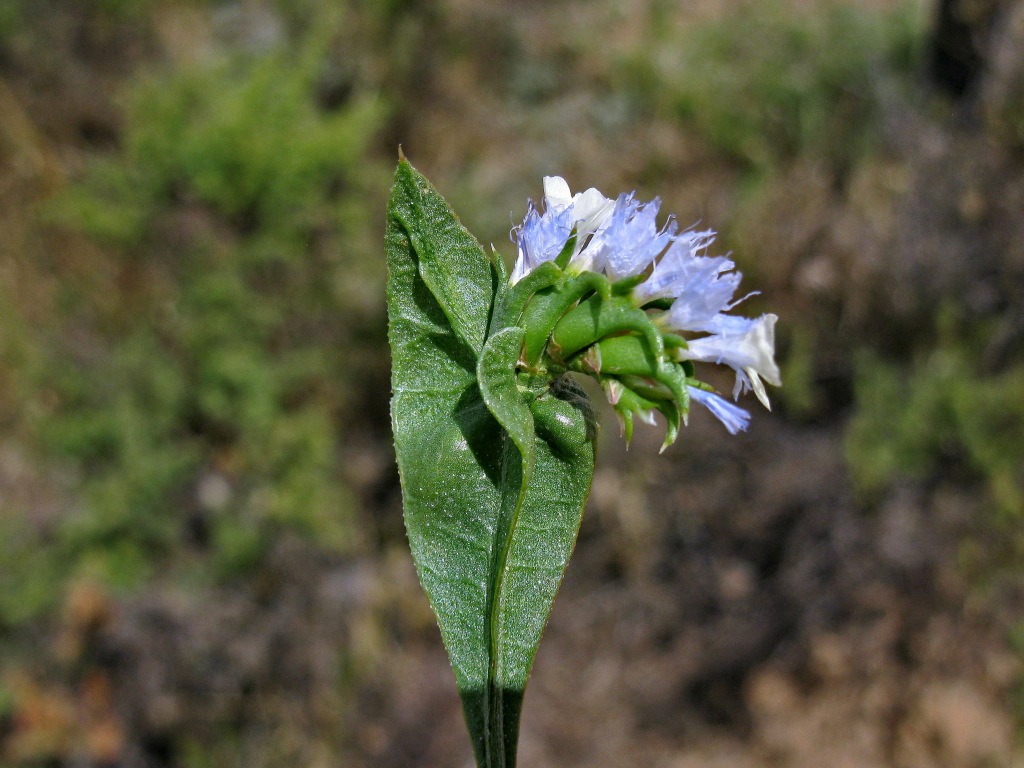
[[485, 377, 594, 766], [387, 159, 597, 767], [388, 157, 495, 354], [386, 157, 499, 748]]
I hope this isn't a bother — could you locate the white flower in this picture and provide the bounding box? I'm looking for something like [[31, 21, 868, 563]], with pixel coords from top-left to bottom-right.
[[679, 314, 781, 409], [542, 176, 615, 242]]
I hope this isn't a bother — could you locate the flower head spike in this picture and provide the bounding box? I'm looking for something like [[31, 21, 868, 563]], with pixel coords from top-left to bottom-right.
[[508, 171, 779, 443]]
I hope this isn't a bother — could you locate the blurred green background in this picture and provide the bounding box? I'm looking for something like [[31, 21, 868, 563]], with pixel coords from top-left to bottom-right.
[[2, 0, 1023, 766]]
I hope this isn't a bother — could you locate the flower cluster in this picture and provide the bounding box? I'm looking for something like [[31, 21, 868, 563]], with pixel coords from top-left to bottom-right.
[[511, 176, 780, 439]]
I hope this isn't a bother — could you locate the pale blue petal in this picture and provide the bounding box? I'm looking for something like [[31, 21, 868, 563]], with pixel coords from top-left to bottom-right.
[[511, 201, 575, 283], [587, 193, 677, 280], [644, 236, 744, 330], [688, 386, 751, 434]]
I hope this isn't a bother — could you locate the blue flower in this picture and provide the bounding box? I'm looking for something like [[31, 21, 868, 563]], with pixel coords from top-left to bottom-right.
[[679, 314, 781, 409], [512, 179, 681, 283], [582, 194, 677, 280], [636, 231, 742, 329], [511, 200, 575, 284], [687, 386, 751, 434], [511, 177, 614, 284], [512, 175, 781, 434]]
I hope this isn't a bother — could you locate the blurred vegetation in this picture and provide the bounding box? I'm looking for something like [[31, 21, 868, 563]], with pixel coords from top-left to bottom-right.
[[2, 0, 1022, 765], [846, 314, 1024, 520], [1, 5, 389, 627], [616, 1, 927, 174]]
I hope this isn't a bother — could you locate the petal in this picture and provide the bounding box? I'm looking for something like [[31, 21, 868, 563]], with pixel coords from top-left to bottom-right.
[[642, 233, 743, 329], [510, 201, 576, 283], [588, 194, 676, 280], [688, 386, 751, 434], [681, 314, 781, 405], [571, 188, 615, 235], [543, 176, 573, 210]]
